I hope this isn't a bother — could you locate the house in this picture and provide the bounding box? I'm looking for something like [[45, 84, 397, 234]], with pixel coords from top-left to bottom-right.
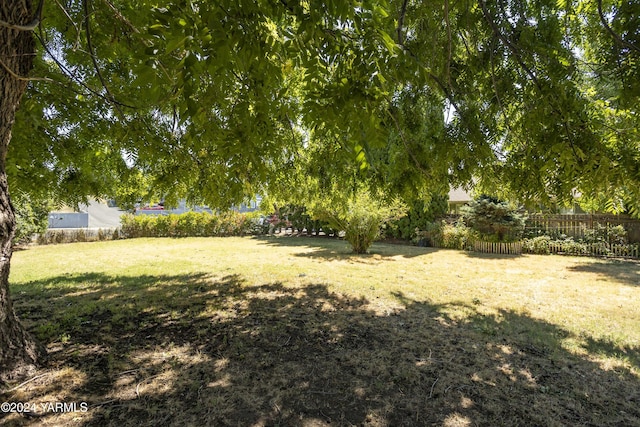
[[448, 187, 473, 214]]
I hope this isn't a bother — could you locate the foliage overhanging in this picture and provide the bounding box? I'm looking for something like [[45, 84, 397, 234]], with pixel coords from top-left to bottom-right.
[[7, 0, 640, 213]]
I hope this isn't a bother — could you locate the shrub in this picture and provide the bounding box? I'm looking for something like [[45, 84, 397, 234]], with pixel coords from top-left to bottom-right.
[[315, 192, 403, 254], [522, 236, 612, 256], [583, 223, 628, 245], [385, 196, 449, 240], [560, 238, 590, 255], [522, 235, 552, 254], [345, 215, 380, 254], [13, 193, 52, 245], [176, 212, 202, 236], [244, 211, 268, 235], [153, 214, 173, 236], [218, 211, 248, 236], [136, 214, 155, 237], [276, 205, 313, 233], [414, 221, 441, 247], [461, 195, 526, 242], [522, 222, 631, 256], [75, 229, 87, 242], [441, 222, 475, 250], [416, 220, 476, 250]]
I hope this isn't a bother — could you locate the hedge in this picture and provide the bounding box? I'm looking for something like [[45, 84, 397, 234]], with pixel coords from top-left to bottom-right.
[[120, 211, 264, 238]]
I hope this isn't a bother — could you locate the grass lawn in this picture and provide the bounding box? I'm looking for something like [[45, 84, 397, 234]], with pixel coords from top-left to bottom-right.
[[2, 236, 639, 426]]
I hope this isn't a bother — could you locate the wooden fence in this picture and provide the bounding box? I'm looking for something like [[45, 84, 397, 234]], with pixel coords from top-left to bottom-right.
[[472, 241, 523, 255], [537, 242, 640, 258], [526, 214, 640, 243], [428, 213, 640, 258], [467, 240, 640, 258]]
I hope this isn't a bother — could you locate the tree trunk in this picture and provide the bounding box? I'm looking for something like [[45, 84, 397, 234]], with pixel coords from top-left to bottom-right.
[[0, 0, 45, 379]]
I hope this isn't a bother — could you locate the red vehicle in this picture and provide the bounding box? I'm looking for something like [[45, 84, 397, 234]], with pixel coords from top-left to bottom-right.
[[134, 203, 165, 213]]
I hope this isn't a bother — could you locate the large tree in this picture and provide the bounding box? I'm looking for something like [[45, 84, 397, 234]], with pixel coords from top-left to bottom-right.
[[1, 0, 45, 375], [1, 0, 639, 373]]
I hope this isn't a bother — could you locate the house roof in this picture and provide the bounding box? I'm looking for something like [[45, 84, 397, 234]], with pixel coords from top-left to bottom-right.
[[448, 187, 473, 203]]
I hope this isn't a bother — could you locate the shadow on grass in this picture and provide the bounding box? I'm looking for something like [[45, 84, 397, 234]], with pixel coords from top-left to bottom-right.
[[462, 249, 524, 260], [566, 259, 640, 287], [2, 271, 639, 426], [253, 235, 438, 261]]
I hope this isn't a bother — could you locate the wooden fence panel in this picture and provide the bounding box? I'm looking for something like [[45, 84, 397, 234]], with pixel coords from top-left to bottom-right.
[[526, 214, 640, 243], [472, 241, 522, 255], [466, 239, 640, 258], [529, 241, 640, 258], [431, 237, 640, 258]]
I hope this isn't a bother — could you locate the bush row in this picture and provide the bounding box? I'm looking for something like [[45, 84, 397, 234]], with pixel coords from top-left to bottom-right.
[[523, 223, 628, 245], [521, 235, 639, 256], [36, 228, 121, 245], [414, 220, 639, 257], [119, 211, 264, 238]]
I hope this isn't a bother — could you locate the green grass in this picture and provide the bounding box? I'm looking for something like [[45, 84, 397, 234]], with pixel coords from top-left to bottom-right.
[[3, 236, 640, 426]]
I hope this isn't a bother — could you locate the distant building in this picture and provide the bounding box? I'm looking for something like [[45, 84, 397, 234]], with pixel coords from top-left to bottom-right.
[[232, 196, 262, 213], [448, 187, 473, 214], [48, 212, 89, 228], [135, 198, 262, 216], [48, 200, 122, 228]]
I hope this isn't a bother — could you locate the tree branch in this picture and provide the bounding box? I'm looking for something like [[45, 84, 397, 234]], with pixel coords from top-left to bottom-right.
[[444, 0, 452, 87], [385, 108, 430, 178], [35, 28, 135, 108], [53, 0, 82, 47], [480, 0, 588, 165], [396, 41, 474, 157], [0, 0, 44, 31], [397, 0, 408, 44], [0, 56, 52, 82], [278, 0, 296, 14], [596, 0, 640, 55], [479, 0, 541, 90], [100, 0, 140, 34], [83, 0, 125, 116], [488, 39, 514, 137], [0, 17, 37, 31]]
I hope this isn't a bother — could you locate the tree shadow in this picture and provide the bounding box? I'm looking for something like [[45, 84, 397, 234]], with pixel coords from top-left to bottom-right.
[[253, 235, 439, 261], [583, 336, 640, 372], [2, 271, 639, 426], [463, 250, 523, 260], [566, 259, 640, 287]]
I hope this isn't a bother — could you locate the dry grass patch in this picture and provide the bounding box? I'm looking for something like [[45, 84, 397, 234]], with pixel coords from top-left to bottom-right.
[[1, 236, 639, 426]]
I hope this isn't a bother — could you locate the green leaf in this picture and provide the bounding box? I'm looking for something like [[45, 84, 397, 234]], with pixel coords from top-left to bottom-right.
[[378, 30, 396, 54], [166, 36, 188, 53], [374, 5, 389, 19]]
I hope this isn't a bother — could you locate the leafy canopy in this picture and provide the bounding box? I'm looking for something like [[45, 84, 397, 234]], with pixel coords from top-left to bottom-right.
[[8, 0, 640, 213]]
